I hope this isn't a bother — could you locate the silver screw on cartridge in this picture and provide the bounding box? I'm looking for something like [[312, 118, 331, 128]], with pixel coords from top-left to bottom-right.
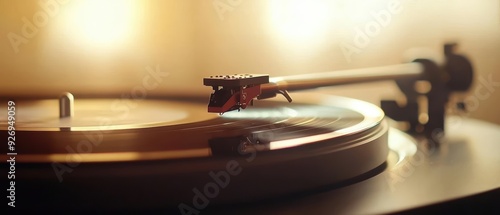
[[59, 92, 74, 118]]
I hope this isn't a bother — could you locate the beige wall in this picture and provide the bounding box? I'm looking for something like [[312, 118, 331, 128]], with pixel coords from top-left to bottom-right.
[[1, 0, 499, 124]]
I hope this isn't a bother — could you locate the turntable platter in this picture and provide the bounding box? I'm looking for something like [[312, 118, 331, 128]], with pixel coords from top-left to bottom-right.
[[0, 93, 390, 211], [0, 93, 385, 162]]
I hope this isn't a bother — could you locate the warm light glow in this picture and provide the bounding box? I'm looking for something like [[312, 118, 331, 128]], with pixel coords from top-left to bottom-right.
[[269, 0, 333, 43], [388, 128, 417, 165], [341, 0, 385, 24], [64, 0, 136, 48]]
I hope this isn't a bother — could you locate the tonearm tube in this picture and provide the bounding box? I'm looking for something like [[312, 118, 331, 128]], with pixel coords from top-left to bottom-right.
[[204, 43, 473, 138]]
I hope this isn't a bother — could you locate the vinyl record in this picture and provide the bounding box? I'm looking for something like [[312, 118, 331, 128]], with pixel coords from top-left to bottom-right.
[[0, 93, 389, 211]]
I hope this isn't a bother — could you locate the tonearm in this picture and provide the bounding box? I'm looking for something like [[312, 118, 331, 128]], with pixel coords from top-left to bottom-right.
[[204, 43, 473, 138]]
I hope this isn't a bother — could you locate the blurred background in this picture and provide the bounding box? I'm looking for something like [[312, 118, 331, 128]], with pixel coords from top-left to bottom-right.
[[0, 0, 499, 124]]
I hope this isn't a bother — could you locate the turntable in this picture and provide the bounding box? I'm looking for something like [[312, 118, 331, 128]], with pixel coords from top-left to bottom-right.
[[2, 40, 500, 214], [2, 1, 500, 214]]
